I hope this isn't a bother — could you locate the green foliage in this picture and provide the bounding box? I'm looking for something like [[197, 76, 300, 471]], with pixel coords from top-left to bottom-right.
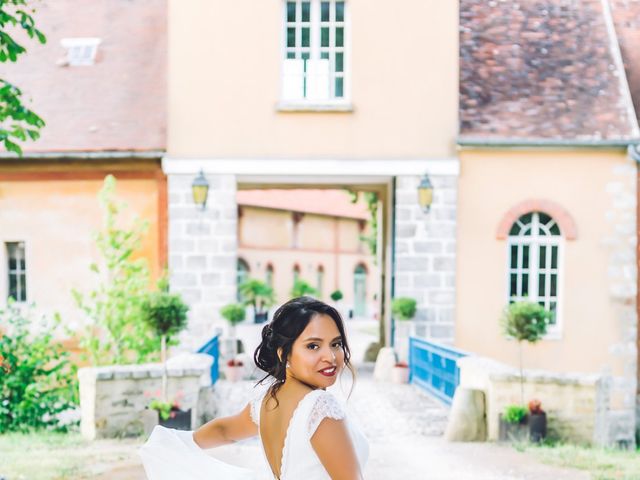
[[0, 302, 78, 433], [347, 190, 379, 259], [501, 301, 551, 343], [502, 405, 528, 424], [239, 279, 275, 315], [220, 303, 246, 326], [149, 399, 174, 421], [330, 289, 343, 302], [141, 292, 189, 338], [0, 0, 47, 155], [72, 175, 160, 366], [392, 297, 417, 321], [290, 279, 319, 298]]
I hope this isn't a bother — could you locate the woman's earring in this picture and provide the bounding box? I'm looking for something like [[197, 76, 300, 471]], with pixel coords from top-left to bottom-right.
[[286, 362, 291, 369]]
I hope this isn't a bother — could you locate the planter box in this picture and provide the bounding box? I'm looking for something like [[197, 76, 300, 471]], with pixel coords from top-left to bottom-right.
[[159, 408, 192, 431], [254, 312, 269, 324], [498, 416, 529, 442]]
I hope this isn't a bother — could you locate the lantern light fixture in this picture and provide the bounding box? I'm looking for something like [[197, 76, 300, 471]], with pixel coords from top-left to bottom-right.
[[191, 170, 209, 210], [417, 174, 434, 213]]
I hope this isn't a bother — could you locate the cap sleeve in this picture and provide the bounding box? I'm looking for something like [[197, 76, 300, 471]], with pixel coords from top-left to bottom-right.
[[249, 385, 269, 426], [307, 391, 346, 438]]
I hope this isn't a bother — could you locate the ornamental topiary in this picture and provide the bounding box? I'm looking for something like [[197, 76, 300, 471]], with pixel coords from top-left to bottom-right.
[[220, 303, 246, 327], [330, 290, 343, 302], [500, 301, 551, 404], [391, 297, 417, 321]]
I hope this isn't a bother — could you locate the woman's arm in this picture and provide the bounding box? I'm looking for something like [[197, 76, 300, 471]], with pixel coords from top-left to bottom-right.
[[193, 402, 258, 449], [311, 417, 363, 480]]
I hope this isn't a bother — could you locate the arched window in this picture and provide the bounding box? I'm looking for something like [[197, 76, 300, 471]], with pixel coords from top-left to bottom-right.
[[508, 212, 562, 326], [353, 263, 367, 317], [265, 263, 274, 288], [237, 258, 250, 301], [317, 265, 325, 298]]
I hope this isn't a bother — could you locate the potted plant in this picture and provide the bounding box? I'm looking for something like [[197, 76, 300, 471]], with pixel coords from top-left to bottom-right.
[[225, 358, 244, 382], [291, 279, 319, 298], [239, 279, 275, 323], [141, 288, 190, 426], [391, 297, 417, 349], [499, 404, 529, 442], [391, 361, 410, 384], [330, 289, 343, 303], [220, 303, 245, 357], [500, 301, 551, 405], [528, 399, 547, 443]]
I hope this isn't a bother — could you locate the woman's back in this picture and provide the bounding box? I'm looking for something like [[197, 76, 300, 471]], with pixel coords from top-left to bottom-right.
[[251, 387, 369, 480]]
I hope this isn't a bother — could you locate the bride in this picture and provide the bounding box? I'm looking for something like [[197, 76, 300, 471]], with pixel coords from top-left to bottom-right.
[[140, 296, 369, 480]]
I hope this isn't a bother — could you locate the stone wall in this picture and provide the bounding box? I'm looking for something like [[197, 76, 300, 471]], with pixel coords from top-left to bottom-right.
[[78, 363, 215, 440], [167, 173, 238, 350], [394, 174, 458, 359], [603, 158, 638, 446], [457, 356, 631, 447]]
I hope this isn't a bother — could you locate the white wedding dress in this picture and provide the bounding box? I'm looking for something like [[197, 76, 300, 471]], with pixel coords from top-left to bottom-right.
[[139, 388, 369, 480]]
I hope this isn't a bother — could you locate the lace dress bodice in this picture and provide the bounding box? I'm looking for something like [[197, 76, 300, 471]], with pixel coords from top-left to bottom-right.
[[250, 389, 369, 480]]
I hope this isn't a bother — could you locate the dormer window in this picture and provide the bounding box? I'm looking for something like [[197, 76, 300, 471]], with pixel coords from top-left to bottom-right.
[[60, 38, 101, 66]]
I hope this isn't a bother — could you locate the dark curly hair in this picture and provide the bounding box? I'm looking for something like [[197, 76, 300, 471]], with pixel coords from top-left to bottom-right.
[[253, 296, 354, 404]]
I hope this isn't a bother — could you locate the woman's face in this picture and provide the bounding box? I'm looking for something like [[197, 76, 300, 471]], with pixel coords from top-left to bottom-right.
[[286, 313, 346, 389]]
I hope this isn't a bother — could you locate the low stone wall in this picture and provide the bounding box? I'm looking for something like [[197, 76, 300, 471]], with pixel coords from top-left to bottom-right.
[[78, 360, 216, 440], [457, 356, 628, 446]]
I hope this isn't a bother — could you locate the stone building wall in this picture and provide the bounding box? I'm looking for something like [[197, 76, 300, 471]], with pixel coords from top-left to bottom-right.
[[394, 174, 458, 352], [167, 174, 238, 350]]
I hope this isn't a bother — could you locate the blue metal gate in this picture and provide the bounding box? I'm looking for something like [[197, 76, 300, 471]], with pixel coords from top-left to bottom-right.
[[197, 334, 220, 385], [409, 336, 468, 405]]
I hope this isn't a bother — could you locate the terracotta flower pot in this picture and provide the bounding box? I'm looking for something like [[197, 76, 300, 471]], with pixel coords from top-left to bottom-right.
[[391, 365, 410, 384]]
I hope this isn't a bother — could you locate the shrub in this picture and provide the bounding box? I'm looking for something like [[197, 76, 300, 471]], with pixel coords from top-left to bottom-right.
[[72, 175, 160, 365], [290, 279, 319, 298], [0, 303, 78, 433], [239, 279, 275, 316], [391, 297, 417, 321], [330, 290, 343, 302], [502, 405, 528, 424], [220, 304, 246, 327]]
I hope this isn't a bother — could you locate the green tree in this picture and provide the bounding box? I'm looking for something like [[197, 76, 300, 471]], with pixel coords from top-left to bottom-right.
[[1, 0, 47, 154], [290, 279, 319, 298], [500, 301, 551, 404], [239, 279, 275, 318], [72, 175, 160, 365]]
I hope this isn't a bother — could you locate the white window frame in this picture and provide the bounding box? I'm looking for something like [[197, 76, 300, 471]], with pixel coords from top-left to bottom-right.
[[279, 0, 351, 109], [4, 241, 29, 305], [505, 213, 564, 339], [60, 38, 101, 66]]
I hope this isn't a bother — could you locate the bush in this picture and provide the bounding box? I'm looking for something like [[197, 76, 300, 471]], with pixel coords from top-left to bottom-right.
[[290, 279, 319, 298], [239, 279, 275, 316], [141, 291, 189, 339], [500, 301, 551, 343], [502, 405, 528, 424], [220, 304, 246, 327], [330, 290, 343, 302], [391, 297, 417, 321], [0, 303, 78, 433]]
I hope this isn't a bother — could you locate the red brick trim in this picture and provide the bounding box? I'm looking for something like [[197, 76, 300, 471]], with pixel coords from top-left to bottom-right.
[[496, 199, 577, 240]]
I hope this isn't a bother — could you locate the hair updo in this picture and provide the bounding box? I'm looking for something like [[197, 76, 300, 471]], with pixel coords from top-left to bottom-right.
[[253, 296, 353, 401]]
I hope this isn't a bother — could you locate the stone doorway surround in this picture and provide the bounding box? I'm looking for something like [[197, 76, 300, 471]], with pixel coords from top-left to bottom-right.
[[162, 157, 459, 352]]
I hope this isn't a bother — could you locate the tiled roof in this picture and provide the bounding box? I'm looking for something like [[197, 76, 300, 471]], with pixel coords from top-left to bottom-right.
[[611, 0, 640, 125], [237, 189, 370, 220], [4, 0, 166, 153], [459, 0, 639, 142]]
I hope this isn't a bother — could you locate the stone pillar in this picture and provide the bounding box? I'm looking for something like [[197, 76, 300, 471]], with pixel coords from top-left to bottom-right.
[[167, 173, 237, 351], [604, 159, 638, 447], [394, 174, 457, 356]]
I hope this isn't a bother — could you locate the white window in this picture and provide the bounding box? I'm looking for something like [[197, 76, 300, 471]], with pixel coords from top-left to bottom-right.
[[7, 242, 27, 303], [282, 1, 348, 104], [60, 38, 101, 66], [507, 212, 563, 334]]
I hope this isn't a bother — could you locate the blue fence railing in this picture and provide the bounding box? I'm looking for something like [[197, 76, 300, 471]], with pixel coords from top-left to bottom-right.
[[409, 336, 468, 405], [196, 334, 220, 385]]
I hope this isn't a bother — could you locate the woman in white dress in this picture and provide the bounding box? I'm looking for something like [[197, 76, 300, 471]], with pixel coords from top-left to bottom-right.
[[140, 296, 369, 480]]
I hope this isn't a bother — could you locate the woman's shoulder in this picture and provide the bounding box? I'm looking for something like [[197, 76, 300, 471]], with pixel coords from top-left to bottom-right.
[[305, 389, 347, 437]]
